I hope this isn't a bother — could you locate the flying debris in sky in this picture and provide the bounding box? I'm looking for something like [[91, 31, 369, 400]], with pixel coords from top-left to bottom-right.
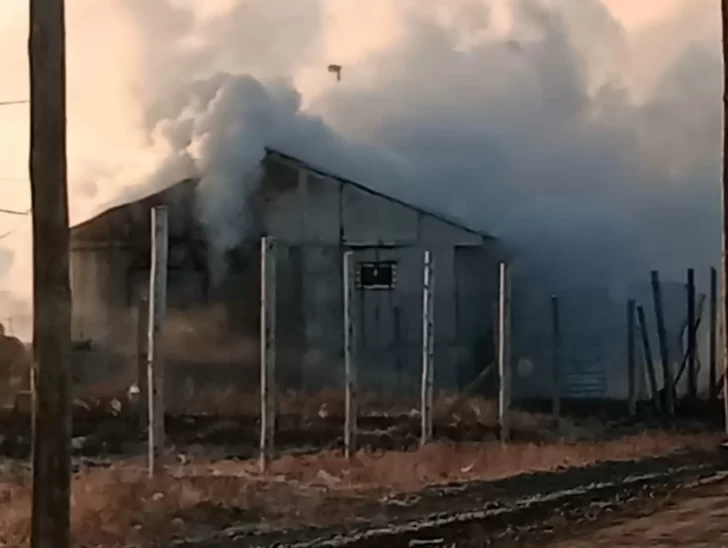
[[327, 64, 342, 82]]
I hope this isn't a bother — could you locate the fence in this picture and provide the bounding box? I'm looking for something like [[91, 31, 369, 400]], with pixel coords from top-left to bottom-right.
[[22, 211, 720, 475], [62, 244, 722, 409]]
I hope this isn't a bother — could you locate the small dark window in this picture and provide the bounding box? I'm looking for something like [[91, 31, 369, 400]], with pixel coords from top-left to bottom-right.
[[357, 261, 397, 290]]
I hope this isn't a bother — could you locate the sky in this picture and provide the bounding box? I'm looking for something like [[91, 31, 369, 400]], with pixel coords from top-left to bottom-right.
[[0, 0, 722, 338], [0, 0, 690, 212]]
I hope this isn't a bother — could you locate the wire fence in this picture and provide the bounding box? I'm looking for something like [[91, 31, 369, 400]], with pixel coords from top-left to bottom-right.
[[1, 238, 720, 467], [50, 257, 721, 422]]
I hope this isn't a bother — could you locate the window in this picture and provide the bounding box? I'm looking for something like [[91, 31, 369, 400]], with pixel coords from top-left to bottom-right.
[[357, 261, 397, 290]]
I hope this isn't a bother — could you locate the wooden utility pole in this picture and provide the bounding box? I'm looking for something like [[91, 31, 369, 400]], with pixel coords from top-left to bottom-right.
[[497, 262, 512, 442], [147, 206, 168, 478], [722, 0, 728, 433], [259, 237, 277, 471], [342, 251, 357, 457], [420, 250, 435, 447], [29, 0, 73, 546]]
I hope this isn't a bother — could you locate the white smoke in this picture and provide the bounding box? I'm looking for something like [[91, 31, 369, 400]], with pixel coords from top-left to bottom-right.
[[0, 0, 723, 338], [137, 0, 721, 291]]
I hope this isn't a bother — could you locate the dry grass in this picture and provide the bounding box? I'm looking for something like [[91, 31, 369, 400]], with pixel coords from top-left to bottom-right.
[[170, 386, 419, 417], [0, 431, 722, 547], [172, 387, 549, 422]]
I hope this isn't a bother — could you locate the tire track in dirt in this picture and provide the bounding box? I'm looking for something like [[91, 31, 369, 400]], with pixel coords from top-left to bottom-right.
[[172, 448, 728, 548], [542, 477, 728, 547]]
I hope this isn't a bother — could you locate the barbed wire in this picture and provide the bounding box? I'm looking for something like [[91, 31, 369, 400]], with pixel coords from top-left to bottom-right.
[[0, 100, 29, 106]]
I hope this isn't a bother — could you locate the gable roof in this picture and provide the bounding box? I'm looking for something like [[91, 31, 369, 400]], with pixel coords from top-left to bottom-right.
[[70, 178, 199, 243], [71, 149, 494, 242], [265, 148, 493, 240]]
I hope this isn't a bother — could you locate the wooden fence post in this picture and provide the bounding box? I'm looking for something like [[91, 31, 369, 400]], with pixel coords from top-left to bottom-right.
[[343, 251, 357, 457], [651, 270, 674, 416], [637, 305, 661, 413], [551, 295, 561, 420], [147, 206, 169, 478], [260, 237, 277, 472], [687, 268, 697, 400], [137, 295, 149, 429], [710, 267, 718, 401], [498, 262, 512, 442], [420, 250, 435, 447], [627, 299, 637, 417]]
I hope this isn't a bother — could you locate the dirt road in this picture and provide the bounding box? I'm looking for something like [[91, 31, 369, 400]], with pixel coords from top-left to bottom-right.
[[547, 480, 728, 548]]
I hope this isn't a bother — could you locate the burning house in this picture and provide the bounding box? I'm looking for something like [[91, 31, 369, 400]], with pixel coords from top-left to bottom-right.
[[69, 149, 506, 401]]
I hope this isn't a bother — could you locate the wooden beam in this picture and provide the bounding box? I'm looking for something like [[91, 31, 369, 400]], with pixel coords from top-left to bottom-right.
[[29, 0, 73, 545], [447, 362, 495, 416]]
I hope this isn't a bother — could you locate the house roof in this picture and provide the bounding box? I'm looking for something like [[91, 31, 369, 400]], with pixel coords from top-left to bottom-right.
[[265, 148, 493, 240], [71, 149, 494, 241]]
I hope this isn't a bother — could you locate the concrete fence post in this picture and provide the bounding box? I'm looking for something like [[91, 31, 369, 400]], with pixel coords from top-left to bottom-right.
[[147, 206, 168, 478], [259, 236, 277, 472], [497, 262, 511, 442], [343, 250, 357, 458], [420, 250, 435, 447]]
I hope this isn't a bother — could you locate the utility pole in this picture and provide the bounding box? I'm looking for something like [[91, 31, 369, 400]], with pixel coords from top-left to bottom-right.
[[721, 0, 728, 434], [29, 0, 72, 546]]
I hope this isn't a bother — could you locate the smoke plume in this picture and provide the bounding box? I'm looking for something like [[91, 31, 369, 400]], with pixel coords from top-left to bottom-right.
[[0, 0, 722, 338]]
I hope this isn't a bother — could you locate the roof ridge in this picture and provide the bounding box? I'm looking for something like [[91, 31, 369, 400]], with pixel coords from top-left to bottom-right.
[[263, 147, 492, 240]]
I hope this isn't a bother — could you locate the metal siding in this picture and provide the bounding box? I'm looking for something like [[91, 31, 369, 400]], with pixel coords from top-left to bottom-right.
[[342, 185, 419, 244], [349, 246, 420, 393], [70, 249, 91, 341], [300, 244, 344, 390], [263, 183, 303, 242], [262, 168, 341, 244], [302, 175, 340, 243], [275, 244, 306, 389], [418, 213, 484, 245]]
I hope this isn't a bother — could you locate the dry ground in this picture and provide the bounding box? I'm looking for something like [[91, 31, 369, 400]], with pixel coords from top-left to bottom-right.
[[542, 479, 728, 547], [0, 432, 722, 547]]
